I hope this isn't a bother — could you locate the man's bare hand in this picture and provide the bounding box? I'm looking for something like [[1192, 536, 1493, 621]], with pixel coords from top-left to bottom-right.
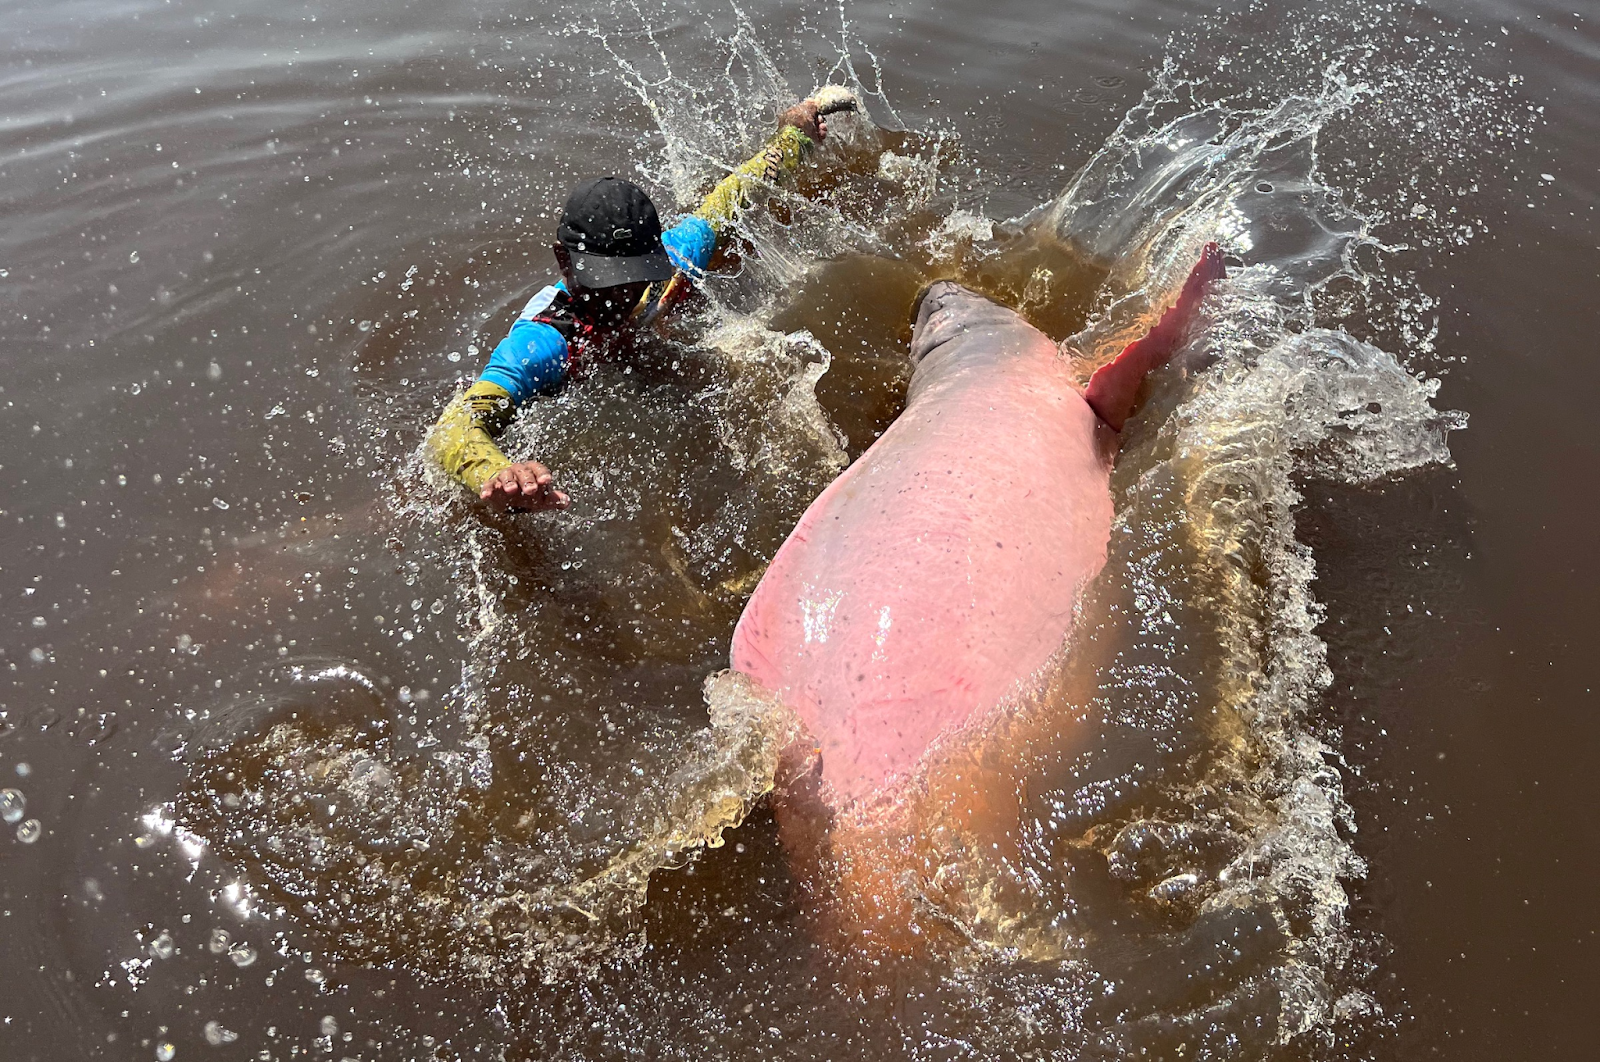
[[480, 461, 570, 512], [777, 100, 828, 143]]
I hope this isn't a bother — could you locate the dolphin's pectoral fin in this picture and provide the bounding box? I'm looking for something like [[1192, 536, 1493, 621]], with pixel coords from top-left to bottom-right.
[[1084, 242, 1226, 432]]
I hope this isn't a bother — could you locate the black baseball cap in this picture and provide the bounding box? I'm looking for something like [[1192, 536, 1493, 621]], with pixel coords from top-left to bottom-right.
[[557, 177, 677, 288]]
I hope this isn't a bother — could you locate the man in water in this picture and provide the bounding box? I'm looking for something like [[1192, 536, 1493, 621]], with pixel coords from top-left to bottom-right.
[[426, 99, 836, 510]]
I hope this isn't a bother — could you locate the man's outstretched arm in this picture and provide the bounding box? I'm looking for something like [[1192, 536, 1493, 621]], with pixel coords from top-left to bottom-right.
[[697, 101, 830, 232], [647, 100, 835, 318], [425, 307, 572, 510]]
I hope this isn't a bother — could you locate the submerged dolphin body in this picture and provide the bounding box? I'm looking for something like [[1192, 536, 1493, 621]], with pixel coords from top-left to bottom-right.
[[729, 245, 1225, 935]]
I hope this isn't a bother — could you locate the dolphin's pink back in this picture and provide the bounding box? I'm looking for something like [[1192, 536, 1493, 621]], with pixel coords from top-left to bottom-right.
[[731, 283, 1115, 808]]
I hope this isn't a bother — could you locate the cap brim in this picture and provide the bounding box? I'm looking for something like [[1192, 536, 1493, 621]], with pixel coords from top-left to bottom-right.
[[568, 247, 677, 287]]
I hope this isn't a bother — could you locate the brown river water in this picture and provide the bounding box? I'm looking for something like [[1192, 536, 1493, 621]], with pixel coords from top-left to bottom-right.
[[1, 1, 1595, 1059]]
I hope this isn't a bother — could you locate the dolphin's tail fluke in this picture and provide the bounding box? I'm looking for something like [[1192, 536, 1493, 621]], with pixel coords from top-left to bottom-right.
[[1085, 242, 1226, 432]]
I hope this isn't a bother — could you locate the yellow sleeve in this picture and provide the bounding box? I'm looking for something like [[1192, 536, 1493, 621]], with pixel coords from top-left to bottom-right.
[[425, 380, 518, 494], [694, 125, 814, 233]]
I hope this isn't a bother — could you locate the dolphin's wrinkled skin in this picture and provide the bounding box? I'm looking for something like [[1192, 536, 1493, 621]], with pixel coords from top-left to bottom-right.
[[729, 245, 1224, 934]]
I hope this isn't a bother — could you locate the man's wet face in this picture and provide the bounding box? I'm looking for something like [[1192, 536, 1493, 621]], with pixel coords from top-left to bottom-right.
[[573, 281, 650, 327]]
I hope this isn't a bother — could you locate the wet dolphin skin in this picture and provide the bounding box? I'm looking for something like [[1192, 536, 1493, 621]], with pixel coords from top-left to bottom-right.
[[730, 247, 1224, 927], [732, 283, 1115, 807]]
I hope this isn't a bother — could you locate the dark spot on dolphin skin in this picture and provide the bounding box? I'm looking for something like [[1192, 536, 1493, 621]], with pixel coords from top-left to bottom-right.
[[996, 541, 1003, 548], [1367, 401, 1383, 413], [857, 674, 865, 682]]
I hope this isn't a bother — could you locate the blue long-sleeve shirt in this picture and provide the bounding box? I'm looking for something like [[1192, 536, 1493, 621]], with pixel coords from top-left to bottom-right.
[[477, 215, 717, 405]]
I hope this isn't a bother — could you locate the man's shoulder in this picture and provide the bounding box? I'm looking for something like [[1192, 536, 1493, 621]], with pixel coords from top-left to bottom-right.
[[517, 282, 573, 330], [661, 216, 717, 276]]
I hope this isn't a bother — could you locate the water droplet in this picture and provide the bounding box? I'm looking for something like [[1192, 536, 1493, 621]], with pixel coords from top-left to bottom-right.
[[319, 1016, 339, 1036], [211, 498, 229, 510], [28, 648, 45, 664], [357, 320, 373, 332], [155, 1042, 175, 1061], [1256, 181, 1274, 193], [203, 1021, 238, 1046], [207, 362, 222, 380], [148, 931, 175, 959], [15, 763, 31, 778], [54, 513, 66, 528], [447, 351, 461, 362], [207, 928, 231, 954], [31, 616, 46, 628], [15, 818, 41, 844], [305, 967, 327, 986], [227, 942, 258, 968], [264, 403, 287, 419], [0, 789, 24, 824], [129, 250, 141, 264]]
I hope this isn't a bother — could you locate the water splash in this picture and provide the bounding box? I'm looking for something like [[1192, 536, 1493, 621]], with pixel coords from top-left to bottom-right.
[[179, 665, 796, 983]]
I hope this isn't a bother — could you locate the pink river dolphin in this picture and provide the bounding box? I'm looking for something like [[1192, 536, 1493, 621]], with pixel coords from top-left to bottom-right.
[[729, 243, 1225, 940]]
